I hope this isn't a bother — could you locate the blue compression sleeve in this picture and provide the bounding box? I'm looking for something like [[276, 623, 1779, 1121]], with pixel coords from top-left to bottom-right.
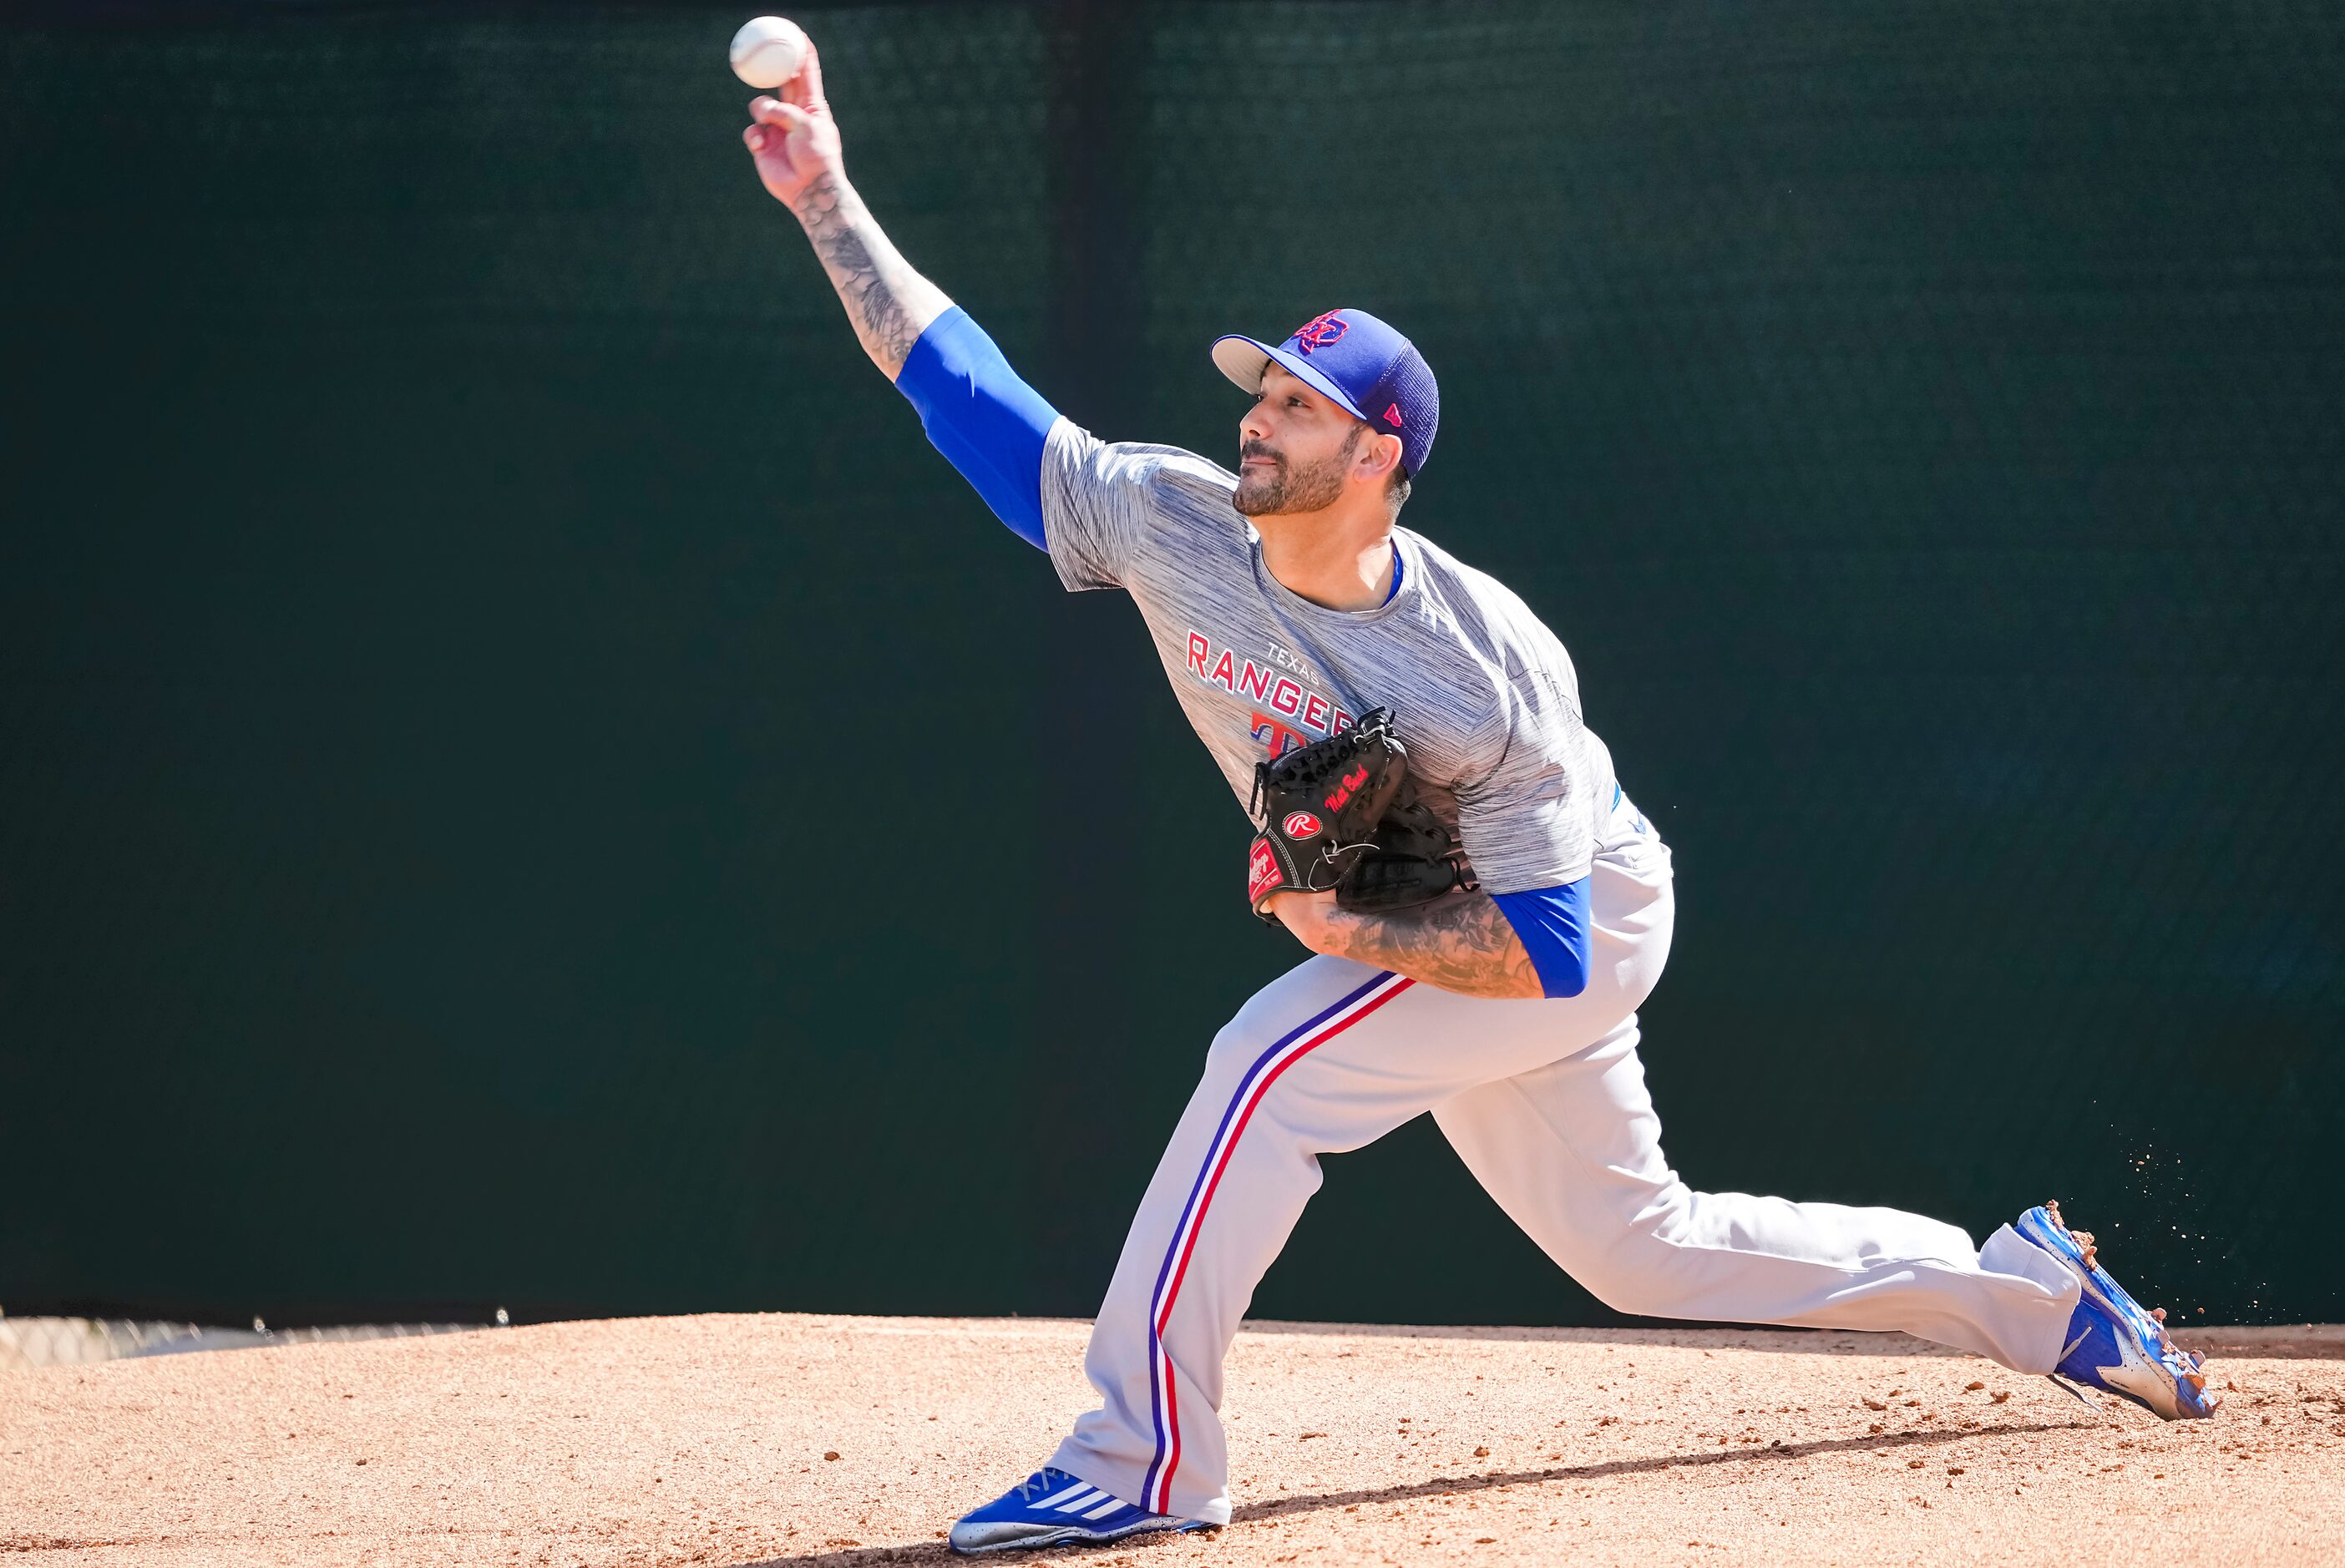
[[1492, 878, 1593, 999], [894, 306, 1057, 549]]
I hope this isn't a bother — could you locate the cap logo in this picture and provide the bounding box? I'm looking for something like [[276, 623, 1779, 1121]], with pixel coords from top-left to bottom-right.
[[1385, 402, 1404, 426], [1289, 311, 1349, 356]]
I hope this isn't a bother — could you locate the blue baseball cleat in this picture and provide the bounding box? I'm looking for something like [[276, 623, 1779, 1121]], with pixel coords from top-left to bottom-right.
[[948, 1466, 1207, 1555], [2014, 1201, 2219, 1420]]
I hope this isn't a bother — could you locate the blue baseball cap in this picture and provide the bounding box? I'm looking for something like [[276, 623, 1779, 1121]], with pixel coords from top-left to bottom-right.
[[1212, 308, 1440, 478]]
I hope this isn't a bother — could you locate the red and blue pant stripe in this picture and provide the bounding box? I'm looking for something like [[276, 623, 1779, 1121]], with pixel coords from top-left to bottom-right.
[[1136, 969, 1415, 1513]]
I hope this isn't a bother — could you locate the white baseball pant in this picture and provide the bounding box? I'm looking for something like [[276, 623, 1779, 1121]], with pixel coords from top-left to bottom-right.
[[1046, 797, 2082, 1525]]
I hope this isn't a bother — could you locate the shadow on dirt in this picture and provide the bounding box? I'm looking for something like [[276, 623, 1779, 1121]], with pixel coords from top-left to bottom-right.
[[734, 1418, 2099, 1566], [1235, 1322, 2345, 1360]]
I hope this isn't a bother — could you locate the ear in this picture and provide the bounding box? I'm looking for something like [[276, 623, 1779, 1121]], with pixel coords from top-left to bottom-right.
[[1355, 429, 1404, 484]]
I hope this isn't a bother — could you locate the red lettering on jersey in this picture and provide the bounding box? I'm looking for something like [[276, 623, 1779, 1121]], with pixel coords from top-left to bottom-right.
[[1270, 677, 1303, 716], [1238, 659, 1272, 702], [1186, 630, 1211, 677], [1252, 713, 1309, 756], [1210, 649, 1237, 692], [1302, 691, 1332, 733], [1332, 708, 1354, 733]]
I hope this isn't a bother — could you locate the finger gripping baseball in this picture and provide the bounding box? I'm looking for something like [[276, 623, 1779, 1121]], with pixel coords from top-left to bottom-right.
[[1245, 709, 1410, 918]]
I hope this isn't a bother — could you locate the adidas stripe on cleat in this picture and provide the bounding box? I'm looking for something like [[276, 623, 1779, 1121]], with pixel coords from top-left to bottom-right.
[[2013, 1201, 2219, 1420], [948, 1467, 1207, 1555]]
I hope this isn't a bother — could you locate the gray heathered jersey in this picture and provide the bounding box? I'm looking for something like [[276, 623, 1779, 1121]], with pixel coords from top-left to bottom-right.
[[1040, 420, 1618, 893]]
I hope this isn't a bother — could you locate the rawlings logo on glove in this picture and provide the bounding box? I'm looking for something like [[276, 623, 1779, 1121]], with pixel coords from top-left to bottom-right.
[[1245, 708, 1475, 923], [1246, 838, 1284, 906]]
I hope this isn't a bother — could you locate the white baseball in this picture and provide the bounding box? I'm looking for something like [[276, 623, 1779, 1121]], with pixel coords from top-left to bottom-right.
[[730, 17, 809, 90]]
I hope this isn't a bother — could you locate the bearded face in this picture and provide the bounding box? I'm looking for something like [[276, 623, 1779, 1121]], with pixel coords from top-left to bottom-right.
[[1233, 422, 1365, 518]]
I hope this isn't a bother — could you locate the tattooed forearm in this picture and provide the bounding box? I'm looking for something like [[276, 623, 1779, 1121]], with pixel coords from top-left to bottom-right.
[[789, 172, 952, 380], [1320, 893, 1545, 1000]]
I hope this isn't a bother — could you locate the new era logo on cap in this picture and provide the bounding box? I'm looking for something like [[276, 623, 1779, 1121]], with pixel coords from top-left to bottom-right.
[[1209, 308, 1441, 478]]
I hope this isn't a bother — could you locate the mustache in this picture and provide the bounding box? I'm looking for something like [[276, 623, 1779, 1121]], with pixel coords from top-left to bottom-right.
[[1238, 441, 1284, 466]]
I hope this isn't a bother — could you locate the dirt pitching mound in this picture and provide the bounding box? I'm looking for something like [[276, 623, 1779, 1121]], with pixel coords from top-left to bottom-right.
[[3, 1314, 2339, 1565]]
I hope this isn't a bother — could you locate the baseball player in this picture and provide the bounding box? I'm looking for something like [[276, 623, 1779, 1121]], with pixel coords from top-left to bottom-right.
[[739, 38, 2217, 1555]]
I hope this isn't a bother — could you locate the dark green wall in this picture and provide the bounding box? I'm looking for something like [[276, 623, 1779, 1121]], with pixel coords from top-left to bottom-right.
[[3, 3, 2338, 1329]]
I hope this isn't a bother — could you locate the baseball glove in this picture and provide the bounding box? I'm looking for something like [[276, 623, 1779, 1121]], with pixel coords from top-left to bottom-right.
[[1245, 708, 1476, 922], [1341, 797, 1476, 913]]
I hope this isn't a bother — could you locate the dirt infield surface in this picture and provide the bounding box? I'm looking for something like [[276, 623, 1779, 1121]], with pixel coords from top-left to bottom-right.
[[4, 1315, 2340, 1566]]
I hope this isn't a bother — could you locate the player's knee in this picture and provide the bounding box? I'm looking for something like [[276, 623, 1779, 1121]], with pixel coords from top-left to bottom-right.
[[1208, 985, 1300, 1075], [1572, 1201, 1701, 1317], [1203, 1015, 1267, 1080], [1578, 1257, 1692, 1318]]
